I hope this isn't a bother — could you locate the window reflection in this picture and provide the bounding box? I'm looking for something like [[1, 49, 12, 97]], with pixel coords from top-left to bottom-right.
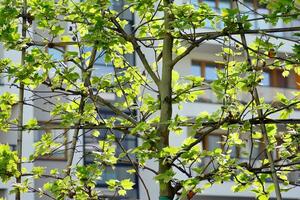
[[191, 63, 202, 77], [48, 48, 64, 61], [191, 61, 219, 81], [205, 65, 218, 81], [261, 71, 270, 86]]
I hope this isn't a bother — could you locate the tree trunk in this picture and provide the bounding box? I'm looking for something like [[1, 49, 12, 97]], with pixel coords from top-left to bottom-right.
[[159, 0, 174, 199], [16, 1, 27, 200]]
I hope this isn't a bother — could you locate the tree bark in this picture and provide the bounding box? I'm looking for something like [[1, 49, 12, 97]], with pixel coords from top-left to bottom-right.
[[159, 0, 174, 199], [65, 46, 97, 175], [16, 0, 27, 199]]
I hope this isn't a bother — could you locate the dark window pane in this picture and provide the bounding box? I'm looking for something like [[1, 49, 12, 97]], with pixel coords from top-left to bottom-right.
[[124, 54, 134, 66], [207, 135, 221, 151], [97, 166, 138, 199], [229, 145, 238, 158], [275, 71, 288, 88], [84, 109, 138, 198]]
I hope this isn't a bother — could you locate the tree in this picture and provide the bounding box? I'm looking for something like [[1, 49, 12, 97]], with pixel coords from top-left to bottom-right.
[[0, 0, 300, 199]]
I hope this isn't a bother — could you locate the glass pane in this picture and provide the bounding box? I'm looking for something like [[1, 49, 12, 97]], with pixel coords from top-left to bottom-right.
[[190, 0, 199, 8], [229, 145, 237, 158], [203, 0, 216, 9], [93, 65, 114, 77], [240, 0, 251, 11], [124, 54, 134, 66], [205, 65, 218, 81], [261, 71, 270, 86], [97, 165, 138, 199], [207, 135, 221, 151], [124, 22, 134, 34], [219, 0, 231, 9], [98, 166, 136, 184], [191, 63, 201, 76], [48, 48, 64, 61], [111, 0, 123, 12]]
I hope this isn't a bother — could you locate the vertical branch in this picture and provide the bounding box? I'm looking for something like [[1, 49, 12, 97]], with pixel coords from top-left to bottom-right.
[[16, 0, 27, 199], [66, 46, 97, 175], [65, 98, 85, 175], [158, 0, 174, 199], [233, 1, 282, 199]]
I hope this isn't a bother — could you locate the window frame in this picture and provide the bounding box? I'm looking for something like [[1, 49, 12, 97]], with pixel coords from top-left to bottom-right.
[[262, 68, 289, 88], [192, 60, 291, 88], [191, 60, 222, 82], [199, 0, 233, 10]]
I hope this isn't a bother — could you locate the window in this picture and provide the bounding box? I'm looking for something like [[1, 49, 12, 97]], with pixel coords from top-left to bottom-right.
[[84, 110, 139, 199], [0, 189, 7, 199], [202, 134, 251, 161], [48, 47, 65, 61], [83, 47, 115, 77], [202, 133, 281, 163], [261, 71, 271, 86], [0, 73, 4, 85], [239, 0, 269, 29], [196, 0, 231, 28], [260, 69, 289, 88], [191, 60, 220, 81], [9, 144, 16, 151], [81, 0, 134, 77], [34, 124, 68, 160], [200, 0, 231, 11], [205, 64, 218, 80], [192, 60, 293, 88]]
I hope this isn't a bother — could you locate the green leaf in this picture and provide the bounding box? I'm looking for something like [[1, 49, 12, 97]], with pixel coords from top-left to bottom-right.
[[176, 46, 187, 55], [120, 179, 134, 190], [106, 179, 117, 187], [92, 130, 100, 137], [155, 169, 175, 183], [118, 189, 127, 196], [282, 70, 289, 77], [252, 132, 262, 139], [32, 166, 45, 178], [172, 70, 180, 86], [126, 169, 136, 174], [25, 119, 39, 129]]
